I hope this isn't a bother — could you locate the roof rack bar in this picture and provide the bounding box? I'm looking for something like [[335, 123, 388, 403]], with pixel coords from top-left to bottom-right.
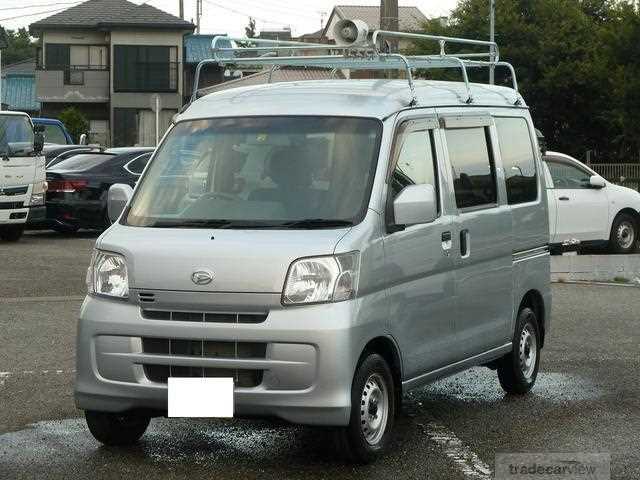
[[371, 29, 499, 62]]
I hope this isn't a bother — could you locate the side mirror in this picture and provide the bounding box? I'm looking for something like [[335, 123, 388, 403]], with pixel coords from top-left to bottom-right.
[[589, 175, 606, 189], [393, 184, 437, 226], [108, 183, 134, 224], [79, 133, 87, 145], [34, 132, 45, 154]]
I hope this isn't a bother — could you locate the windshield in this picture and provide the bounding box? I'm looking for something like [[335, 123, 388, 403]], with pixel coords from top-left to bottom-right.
[[126, 116, 382, 228], [0, 115, 35, 157], [43, 124, 69, 145]]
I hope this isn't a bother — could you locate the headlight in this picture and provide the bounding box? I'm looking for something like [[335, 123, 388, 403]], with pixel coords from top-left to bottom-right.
[[29, 181, 47, 206], [86, 250, 129, 298], [282, 251, 360, 305]]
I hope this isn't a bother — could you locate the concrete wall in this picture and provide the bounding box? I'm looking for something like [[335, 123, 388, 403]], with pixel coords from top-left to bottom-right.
[[551, 254, 640, 284]]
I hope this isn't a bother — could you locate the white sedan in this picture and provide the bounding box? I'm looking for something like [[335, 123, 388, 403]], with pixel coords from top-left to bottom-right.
[[543, 151, 640, 254]]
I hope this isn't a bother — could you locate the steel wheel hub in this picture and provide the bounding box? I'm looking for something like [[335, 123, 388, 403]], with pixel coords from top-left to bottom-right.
[[617, 222, 635, 250], [519, 324, 537, 379], [360, 373, 389, 446]]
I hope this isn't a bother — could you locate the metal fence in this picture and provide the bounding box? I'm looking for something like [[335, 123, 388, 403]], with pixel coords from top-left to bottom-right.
[[589, 163, 640, 192]]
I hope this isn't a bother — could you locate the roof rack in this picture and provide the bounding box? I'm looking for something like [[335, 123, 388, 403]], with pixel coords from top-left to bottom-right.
[[190, 21, 520, 107]]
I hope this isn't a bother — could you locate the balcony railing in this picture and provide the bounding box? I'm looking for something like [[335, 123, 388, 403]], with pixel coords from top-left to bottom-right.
[[38, 64, 109, 86]]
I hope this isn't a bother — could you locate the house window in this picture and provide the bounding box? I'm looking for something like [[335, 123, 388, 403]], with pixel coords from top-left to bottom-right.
[[114, 108, 177, 147], [113, 45, 178, 92], [44, 44, 108, 84]]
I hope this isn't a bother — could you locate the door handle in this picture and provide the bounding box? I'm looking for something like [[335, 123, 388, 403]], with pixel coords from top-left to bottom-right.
[[460, 229, 471, 258], [441, 231, 452, 256], [559, 196, 570, 201]]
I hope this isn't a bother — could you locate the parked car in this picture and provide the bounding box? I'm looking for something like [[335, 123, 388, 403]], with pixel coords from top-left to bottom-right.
[[31, 118, 74, 145], [46, 150, 152, 233], [0, 111, 46, 242], [543, 151, 640, 254], [76, 29, 552, 464]]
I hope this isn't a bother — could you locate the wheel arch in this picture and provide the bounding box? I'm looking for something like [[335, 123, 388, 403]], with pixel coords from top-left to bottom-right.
[[518, 289, 546, 348], [359, 336, 403, 411], [612, 208, 640, 230]]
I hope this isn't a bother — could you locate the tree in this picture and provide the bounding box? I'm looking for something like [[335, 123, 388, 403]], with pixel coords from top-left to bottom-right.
[[408, 0, 636, 162], [245, 17, 257, 38], [1, 28, 37, 66], [58, 107, 89, 144]]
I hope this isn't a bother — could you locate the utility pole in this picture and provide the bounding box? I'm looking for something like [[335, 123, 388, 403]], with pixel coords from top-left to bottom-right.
[[196, 0, 202, 34], [489, 0, 495, 84], [179, 0, 184, 20], [380, 0, 399, 52]]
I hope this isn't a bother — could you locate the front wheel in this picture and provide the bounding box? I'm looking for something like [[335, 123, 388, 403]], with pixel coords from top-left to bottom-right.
[[0, 225, 25, 242], [336, 353, 395, 464], [85, 410, 150, 446], [609, 213, 638, 254], [497, 307, 541, 394]]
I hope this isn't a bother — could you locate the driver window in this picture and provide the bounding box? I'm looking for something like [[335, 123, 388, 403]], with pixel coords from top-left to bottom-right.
[[546, 159, 591, 189], [389, 123, 439, 206]]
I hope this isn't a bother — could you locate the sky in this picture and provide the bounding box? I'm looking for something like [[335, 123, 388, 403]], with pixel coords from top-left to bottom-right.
[[0, 0, 458, 37]]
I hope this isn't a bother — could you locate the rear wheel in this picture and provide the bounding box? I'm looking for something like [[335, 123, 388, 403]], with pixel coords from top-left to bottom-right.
[[609, 213, 638, 254], [85, 410, 150, 446], [497, 307, 540, 394], [336, 353, 395, 464], [0, 225, 25, 242]]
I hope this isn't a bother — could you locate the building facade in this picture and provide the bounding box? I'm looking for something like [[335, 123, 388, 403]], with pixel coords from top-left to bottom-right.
[[30, 0, 194, 146]]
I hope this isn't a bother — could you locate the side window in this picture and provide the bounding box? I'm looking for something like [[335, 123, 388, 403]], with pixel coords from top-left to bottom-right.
[[43, 124, 68, 145], [546, 160, 591, 189], [126, 153, 151, 175], [389, 122, 439, 208], [445, 127, 497, 209], [494, 117, 538, 204]]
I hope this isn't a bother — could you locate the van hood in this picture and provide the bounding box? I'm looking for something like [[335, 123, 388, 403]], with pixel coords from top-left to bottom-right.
[[98, 225, 350, 294]]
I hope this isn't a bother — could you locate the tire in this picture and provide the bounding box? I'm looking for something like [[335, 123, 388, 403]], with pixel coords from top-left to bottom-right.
[[336, 353, 395, 464], [497, 307, 541, 395], [609, 213, 638, 254], [85, 410, 150, 446], [0, 225, 25, 242]]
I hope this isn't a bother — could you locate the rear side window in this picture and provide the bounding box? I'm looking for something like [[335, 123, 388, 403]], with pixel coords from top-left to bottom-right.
[[445, 127, 497, 209], [126, 153, 152, 175], [495, 117, 538, 204]]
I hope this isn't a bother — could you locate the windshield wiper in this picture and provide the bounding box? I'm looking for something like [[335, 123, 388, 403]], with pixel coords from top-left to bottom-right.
[[152, 219, 233, 229], [280, 219, 354, 229]]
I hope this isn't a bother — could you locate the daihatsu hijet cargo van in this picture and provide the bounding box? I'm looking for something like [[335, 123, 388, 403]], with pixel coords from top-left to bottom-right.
[[0, 111, 46, 242], [76, 27, 551, 463]]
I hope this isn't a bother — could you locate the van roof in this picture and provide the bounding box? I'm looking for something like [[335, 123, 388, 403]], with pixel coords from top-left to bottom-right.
[[179, 79, 526, 122]]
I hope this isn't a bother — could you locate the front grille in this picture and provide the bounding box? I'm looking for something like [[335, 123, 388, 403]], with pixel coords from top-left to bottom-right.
[[0, 202, 24, 210], [141, 309, 267, 324], [0, 186, 28, 196], [141, 338, 266, 387]]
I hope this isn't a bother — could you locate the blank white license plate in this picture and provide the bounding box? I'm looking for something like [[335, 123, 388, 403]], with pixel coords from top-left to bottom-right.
[[168, 377, 234, 418]]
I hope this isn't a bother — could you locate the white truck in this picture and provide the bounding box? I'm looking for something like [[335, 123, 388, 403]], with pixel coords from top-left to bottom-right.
[[0, 111, 47, 242], [543, 151, 640, 254]]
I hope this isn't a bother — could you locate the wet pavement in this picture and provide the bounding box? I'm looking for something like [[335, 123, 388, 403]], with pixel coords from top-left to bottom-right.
[[1, 232, 639, 479]]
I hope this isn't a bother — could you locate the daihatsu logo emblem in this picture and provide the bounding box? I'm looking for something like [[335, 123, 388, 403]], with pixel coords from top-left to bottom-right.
[[191, 270, 213, 285]]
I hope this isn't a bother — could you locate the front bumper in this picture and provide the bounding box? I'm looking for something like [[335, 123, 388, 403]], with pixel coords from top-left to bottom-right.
[[75, 293, 364, 426]]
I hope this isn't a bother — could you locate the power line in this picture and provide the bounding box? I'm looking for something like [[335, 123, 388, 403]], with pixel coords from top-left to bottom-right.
[[231, 0, 318, 20], [201, 0, 290, 28], [0, 6, 70, 22], [0, 1, 81, 12]]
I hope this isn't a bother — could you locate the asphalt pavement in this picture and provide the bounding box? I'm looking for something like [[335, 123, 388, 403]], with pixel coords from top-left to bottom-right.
[[1, 231, 639, 479]]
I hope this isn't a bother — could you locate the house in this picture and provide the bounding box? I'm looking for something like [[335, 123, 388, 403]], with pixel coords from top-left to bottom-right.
[[29, 0, 195, 147], [322, 5, 428, 48], [1, 60, 40, 115], [258, 28, 293, 41]]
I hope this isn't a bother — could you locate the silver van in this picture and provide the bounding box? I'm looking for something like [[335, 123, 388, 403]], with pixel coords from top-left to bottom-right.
[[76, 25, 551, 463]]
